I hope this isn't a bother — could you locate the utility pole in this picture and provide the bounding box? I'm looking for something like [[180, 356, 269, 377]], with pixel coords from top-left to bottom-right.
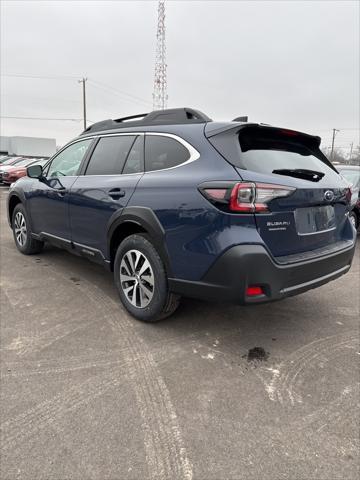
[[349, 142, 353, 164], [330, 128, 339, 161], [78, 77, 87, 130]]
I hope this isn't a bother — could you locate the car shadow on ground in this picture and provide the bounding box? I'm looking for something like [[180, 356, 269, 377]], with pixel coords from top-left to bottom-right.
[[35, 242, 335, 365]]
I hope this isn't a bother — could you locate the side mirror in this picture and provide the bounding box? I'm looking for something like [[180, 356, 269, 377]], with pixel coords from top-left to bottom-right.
[[27, 164, 44, 179]]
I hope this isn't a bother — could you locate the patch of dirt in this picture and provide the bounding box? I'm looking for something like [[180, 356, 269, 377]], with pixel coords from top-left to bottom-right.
[[245, 347, 269, 362]]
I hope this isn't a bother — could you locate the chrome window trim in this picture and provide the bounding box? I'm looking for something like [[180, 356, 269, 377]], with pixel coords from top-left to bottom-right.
[[143, 132, 200, 173], [61, 131, 200, 176], [48, 136, 96, 161], [74, 172, 143, 177], [96, 132, 145, 137]]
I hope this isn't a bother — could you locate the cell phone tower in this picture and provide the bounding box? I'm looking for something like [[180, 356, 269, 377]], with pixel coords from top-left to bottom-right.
[[153, 0, 168, 110]]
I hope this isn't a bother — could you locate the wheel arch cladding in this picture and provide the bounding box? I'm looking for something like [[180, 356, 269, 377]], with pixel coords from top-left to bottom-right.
[[107, 207, 172, 275], [8, 194, 23, 226]]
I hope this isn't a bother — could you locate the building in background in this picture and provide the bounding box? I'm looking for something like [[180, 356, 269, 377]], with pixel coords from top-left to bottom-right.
[[0, 136, 56, 158]]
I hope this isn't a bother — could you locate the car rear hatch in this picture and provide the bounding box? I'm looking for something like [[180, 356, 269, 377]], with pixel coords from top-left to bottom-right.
[[206, 123, 353, 258]]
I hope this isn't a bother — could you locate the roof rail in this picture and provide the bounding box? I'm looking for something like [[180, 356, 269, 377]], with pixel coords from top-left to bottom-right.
[[81, 108, 212, 135]]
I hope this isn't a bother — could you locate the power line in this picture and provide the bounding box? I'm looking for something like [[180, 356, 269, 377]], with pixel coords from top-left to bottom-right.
[[1, 72, 152, 108], [1, 116, 84, 122], [1, 73, 81, 80], [88, 79, 152, 107], [316, 127, 359, 131]]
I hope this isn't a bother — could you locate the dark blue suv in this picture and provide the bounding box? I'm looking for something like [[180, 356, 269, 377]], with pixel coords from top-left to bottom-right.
[[7, 108, 356, 321]]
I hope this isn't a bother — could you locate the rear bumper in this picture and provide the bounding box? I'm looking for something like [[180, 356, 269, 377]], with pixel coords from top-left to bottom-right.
[[168, 240, 356, 304]]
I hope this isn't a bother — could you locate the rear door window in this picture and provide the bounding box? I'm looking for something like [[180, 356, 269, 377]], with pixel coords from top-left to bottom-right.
[[145, 135, 190, 172], [86, 135, 136, 175], [122, 135, 144, 174]]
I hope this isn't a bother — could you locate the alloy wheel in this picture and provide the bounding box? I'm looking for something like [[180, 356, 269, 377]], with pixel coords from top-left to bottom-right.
[[120, 249, 155, 308], [14, 211, 27, 247]]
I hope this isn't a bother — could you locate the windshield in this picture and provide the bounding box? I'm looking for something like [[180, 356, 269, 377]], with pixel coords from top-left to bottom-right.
[[12, 158, 37, 167], [1, 157, 22, 166]]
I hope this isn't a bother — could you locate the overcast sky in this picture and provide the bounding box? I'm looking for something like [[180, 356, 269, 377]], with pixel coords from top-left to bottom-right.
[[1, 0, 359, 150]]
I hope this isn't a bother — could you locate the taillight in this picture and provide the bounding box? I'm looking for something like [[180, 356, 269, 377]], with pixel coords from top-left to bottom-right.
[[200, 181, 295, 213], [203, 188, 228, 201], [230, 182, 255, 212]]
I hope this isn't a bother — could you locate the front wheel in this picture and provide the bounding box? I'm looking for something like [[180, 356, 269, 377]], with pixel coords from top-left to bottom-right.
[[12, 204, 44, 255], [114, 234, 180, 322]]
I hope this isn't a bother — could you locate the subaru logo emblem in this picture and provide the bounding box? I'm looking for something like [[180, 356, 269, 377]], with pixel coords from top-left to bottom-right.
[[324, 190, 334, 202]]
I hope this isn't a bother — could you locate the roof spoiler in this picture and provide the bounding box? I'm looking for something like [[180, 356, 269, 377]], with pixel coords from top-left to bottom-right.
[[205, 123, 321, 148]]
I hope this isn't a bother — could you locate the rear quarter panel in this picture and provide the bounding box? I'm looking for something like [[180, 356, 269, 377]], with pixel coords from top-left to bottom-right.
[[128, 132, 261, 281]]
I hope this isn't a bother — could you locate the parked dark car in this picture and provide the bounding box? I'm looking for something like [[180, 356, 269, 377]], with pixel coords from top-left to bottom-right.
[[7, 108, 356, 321], [336, 164, 360, 230]]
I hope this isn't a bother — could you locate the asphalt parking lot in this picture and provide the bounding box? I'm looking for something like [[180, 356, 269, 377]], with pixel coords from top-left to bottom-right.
[[0, 185, 359, 480]]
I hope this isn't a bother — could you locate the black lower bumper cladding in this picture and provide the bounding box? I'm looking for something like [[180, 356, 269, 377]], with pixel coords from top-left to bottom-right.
[[169, 242, 356, 304]]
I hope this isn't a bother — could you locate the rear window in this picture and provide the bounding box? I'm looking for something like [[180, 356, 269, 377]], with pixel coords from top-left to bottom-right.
[[238, 127, 334, 175], [337, 169, 360, 186], [145, 135, 190, 172]]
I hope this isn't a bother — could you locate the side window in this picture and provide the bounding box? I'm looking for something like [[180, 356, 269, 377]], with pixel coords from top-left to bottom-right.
[[145, 135, 190, 172], [47, 139, 92, 178], [122, 136, 144, 174], [86, 135, 136, 175]]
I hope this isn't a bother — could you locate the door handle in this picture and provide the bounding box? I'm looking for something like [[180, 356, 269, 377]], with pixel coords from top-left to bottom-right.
[[108, 188, 126, 199], [55, 188, 68, 196]]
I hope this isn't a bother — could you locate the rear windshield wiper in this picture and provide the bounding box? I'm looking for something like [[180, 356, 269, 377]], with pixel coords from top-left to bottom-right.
[[272, 168, 325, 182]]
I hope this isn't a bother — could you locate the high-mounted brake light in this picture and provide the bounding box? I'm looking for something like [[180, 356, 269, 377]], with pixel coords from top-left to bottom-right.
[[280, 129, 299, 137]]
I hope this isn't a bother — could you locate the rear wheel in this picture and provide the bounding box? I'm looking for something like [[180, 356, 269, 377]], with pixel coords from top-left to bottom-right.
[[12, 204, 44, 255], [114, 234, 180, 322]]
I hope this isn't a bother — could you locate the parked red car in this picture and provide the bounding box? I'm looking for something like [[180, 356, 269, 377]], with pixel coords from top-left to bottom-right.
[[2, 158, 48, 185]]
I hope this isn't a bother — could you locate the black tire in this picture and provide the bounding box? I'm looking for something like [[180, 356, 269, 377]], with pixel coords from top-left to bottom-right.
[[114, 234, 180, 322], [349, 211, 358, 231], [12, 204, 44, 255]]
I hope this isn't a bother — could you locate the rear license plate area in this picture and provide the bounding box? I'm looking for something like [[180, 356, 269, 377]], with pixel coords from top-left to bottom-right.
[[295, 205, 336, 235]]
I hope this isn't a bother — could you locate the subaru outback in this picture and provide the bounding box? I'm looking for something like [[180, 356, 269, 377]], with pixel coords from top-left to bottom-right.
[[7, 108, 356, 321]]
